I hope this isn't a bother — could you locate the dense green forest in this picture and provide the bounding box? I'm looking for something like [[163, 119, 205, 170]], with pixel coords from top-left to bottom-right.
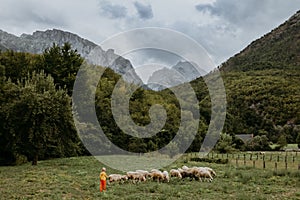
[[1, 11, 300, 165]]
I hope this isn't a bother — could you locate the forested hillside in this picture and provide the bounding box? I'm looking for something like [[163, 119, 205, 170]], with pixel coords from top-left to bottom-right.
[[215, 10, 300, 150], [221, 10, 300, 72]]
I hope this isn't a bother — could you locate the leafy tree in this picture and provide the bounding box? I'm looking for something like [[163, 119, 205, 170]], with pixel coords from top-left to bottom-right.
[[0, 79, 22, 165], [277, 134, 287, 149], [214, 133, 236, 153], [42, 43, 83, 94], [245, 135, 271, 151], [0, 51, 39, 82], [5, 71, 80, 165]]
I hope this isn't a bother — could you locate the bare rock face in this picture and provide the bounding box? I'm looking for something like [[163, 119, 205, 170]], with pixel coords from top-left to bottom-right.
[[172, 61, 201, 81], [0, 29, 142, 84], [147, 61, 202, 90]]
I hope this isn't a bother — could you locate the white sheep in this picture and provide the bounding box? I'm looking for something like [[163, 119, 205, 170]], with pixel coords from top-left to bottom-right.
[[182, 165, 189, 170], [135, 170, 150, 179], [150, 170, 170, 183], [108, 174, 128, 184], [203, 167, 216, 177], [162, 170, 170, 182], [198, 169, 213, 182], [194, 167, 214, 182], [127, 171, 146, 183], [170, 169, 182, 179], [178, 166, 198, 180]]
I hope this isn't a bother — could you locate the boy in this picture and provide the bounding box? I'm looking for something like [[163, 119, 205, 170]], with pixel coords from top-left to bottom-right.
[[99, 167, 108, 192]]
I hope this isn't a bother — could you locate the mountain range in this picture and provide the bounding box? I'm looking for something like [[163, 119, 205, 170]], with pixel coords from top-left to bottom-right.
[[147, 61, 201, 91], [0, 29, 203, 88], [0, 29, 143, 84]]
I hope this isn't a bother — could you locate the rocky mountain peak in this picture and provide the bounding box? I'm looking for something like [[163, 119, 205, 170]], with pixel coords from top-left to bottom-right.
[[146, 61, 202, 90], [0, 29, 142, 84]]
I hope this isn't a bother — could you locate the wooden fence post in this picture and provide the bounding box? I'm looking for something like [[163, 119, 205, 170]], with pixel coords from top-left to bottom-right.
[[250, 153, 252, 161], [285, 155, 287, 163], [277, 155, 280, 162], [253, 160, 255, 168], [285, 162, 288, 170], [263, 161, 266, 169], [275, 162, 277, 171]]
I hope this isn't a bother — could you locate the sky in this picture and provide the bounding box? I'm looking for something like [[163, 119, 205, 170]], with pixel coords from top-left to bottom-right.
[[0, 0, 299, 74]]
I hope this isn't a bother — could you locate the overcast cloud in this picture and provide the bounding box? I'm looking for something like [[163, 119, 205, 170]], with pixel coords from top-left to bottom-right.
[[0, 0, 299, 68], [134, 2, 153, 20], [99, 1, 127, 19]]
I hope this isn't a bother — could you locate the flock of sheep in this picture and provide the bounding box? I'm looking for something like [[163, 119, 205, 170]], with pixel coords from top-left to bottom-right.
[[108, 165, 217, 184]]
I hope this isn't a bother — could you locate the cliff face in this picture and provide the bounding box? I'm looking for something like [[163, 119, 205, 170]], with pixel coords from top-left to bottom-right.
[[0, 29, 142, 84], [147, 61, 202, 90]]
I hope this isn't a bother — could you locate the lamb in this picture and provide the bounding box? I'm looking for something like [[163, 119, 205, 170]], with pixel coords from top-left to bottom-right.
[[170, 169, 182, 179]]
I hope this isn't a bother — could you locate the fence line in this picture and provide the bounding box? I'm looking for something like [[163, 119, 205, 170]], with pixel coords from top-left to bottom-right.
[[185, 151, 300, 171]]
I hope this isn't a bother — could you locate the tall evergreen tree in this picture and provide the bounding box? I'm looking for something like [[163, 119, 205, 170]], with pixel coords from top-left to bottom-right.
[[42, 43, 83, 95]]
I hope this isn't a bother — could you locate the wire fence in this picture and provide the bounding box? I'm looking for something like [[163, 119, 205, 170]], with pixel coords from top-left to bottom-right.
[[183, 151, 300, 171]]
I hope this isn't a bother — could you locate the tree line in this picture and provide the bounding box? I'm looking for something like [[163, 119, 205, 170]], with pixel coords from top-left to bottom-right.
[[1, 43, 300, 165]]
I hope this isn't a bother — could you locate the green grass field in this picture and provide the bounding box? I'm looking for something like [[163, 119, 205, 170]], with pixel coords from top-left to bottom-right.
[[1, 156, 300, 199]]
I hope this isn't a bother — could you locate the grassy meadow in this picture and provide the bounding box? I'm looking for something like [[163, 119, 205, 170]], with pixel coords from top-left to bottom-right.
[[1, 155, 300, 199]]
